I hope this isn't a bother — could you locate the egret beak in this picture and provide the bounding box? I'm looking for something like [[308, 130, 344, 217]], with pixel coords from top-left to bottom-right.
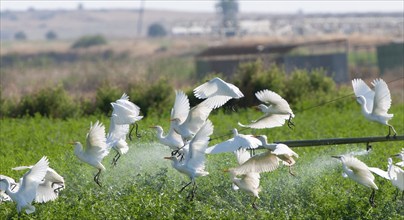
[[163, 157, 172, 160], [149, 126, 156, 128], [223, 169, 229, 172], [69, 142, 76, 145], [331, 155, 342, 159], [253, 106, 260, 110], [391, 154, 400, 157]]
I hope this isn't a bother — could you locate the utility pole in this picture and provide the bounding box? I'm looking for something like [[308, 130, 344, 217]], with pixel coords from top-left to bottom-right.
[[137, 0, 145, 37]]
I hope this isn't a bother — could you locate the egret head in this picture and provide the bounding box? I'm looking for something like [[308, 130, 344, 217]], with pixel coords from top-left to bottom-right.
[[331, 155, 345, 162], [255, 104, 268, 112], [254, 135, 267, 143]]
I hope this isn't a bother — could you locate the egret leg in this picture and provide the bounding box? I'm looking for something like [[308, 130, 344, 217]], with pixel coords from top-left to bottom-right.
[[128, 123, 141, 141], [51, 182, 65, 193], [252, 197, 259, 210], [179, 181, 192, 193], [94, 169, 102, 187], [369, 189, 376, 207], [10, 183, 17, 191], [287, 114, 295, 129], [111, 152, 121, 166], [288, 165, 296, 176], [393, 188, 399, 200], [187, 181, 197, 201]]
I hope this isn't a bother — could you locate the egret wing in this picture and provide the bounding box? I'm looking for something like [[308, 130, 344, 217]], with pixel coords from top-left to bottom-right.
[[368, 167, 390, 180], [345, 156, 375, 182], [85, 121, 109, 160], [238, 114, 289, 129], [272, 144, 299, 158], [18, 156, 49, 205], [243, 172, 260, 190], [255, 90, 291, 112], [111, 102, 143, 125], [193, 77, 244, 99], [186, 120, 213, 170], [181, 102, 212, 135], [234, 148, 251, 165], [171, 90, 190, 123], [352, 78, 374, 112], [231, 151, 280, 175], [371, 79, 392, 115]]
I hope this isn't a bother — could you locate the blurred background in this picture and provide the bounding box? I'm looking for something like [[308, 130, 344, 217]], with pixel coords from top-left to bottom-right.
[[0, 0, 403, 117]]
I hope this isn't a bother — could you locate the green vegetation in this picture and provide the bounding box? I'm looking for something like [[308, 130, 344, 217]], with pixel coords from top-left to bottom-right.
[[0, 103, 403, 219], [71, 35, 107, 49]]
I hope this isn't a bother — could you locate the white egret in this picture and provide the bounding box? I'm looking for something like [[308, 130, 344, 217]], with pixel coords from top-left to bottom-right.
[[205, 128, 262, 154], [226, 148, 261, 209], [238, 89, 294, 129], [254, 135, 299, 176], [107, 119, 130, 166], [0, 174, 16, 203], [150, 90, 187, 153], [352, 78, 396, 138], [12, 165, 65, 203], [392, 148, 404, 167], [164, 120, 213, 201], [0, 156, 49, 214], [193, 77, 244, 109], [110, 93, 143, 140], [171, 90, 213, 142], [369, 158, 404, 200], [72, 121, 109, 187], [332, 155, 378, 207]]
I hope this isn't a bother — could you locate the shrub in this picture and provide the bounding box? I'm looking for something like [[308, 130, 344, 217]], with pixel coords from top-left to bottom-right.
[[95, 83, 122, 115], [45, 30, 57, 40], [71, 35, 107, 49], [147, 23, 167, 38], [14, 31, 26, 40], [16, 85, 78, 118]]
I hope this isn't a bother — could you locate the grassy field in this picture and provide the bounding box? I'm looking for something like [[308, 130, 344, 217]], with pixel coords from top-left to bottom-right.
[[1, 101, 403, 219]]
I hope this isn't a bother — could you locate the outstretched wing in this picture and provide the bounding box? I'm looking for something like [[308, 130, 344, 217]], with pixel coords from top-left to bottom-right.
[[85, 121, 109, 161], [186, 120, 214, 170], [193, 77, 243, 109], [234, 148, 251, 165], [352, 78, 374, 112], [368, 167, 390, 180], [18, 156, 49, 205], [371, 79, 392, 115], [171, 90, 190, 123], [255, 89, 292, 114], [231, 151, 280, 175], [206, 134, 261, 154], [238, 114, 289, 129], [181, 101, 212, 136], [111, 93, 143, 125]]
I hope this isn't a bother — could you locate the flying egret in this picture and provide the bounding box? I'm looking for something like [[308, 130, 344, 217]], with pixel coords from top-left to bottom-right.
[[254, 135, 299, 176], [205, 128, 262, 154], [0, 175, 16, 203], [72, 121, 109, 187], [369, 158, 404, 200], [238, 89, 294, 129], [392, 148, 404, 167], [0, 156, 49, 214], [107, 118, 130, 166], [110, 93, 143, 140], [171, 90, 213, 142], [150, 90, 187, 154], [332, 155, 378, 207], [226, 148, 261, 209], [164, 120, 213, 201], [352, 78, 396, 138], [12, 165, 65, 203], [193, 77, 244, 109]]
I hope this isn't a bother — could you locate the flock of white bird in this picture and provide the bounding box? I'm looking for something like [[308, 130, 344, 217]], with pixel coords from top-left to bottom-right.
[[0, 77, 403, 214]]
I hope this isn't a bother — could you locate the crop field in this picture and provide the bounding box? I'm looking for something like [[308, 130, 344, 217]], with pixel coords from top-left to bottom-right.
[[1, 101, 403, 219]]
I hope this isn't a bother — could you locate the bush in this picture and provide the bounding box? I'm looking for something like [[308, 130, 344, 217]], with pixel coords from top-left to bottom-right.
[[94, 84, 122, 115], [71, 35, 107, 49], [14, 31, 27, 40], [45, 30, 57, 40], [147, 23, 167, 38], [16, 85, 79, 118]]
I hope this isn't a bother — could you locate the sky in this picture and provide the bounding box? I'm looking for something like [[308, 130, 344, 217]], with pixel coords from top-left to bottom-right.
[[0, 0, 403, 13]]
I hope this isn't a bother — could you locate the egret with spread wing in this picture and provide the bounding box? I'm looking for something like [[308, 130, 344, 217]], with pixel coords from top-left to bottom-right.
[[193, 77, 244, 109], [332, 155, 378, 207], [72, 121, 109, 187], [238, 89, 294, 129], [369, 158, 404, 200], [352, 78, 396, 138], [205, 128, 261, 154], [0, 156, 49, 214], [164, 120, 213, 201]]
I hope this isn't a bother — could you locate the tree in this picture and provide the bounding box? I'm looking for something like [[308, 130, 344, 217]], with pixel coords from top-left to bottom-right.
[[216, 0, 239, 37], [14, 31, 27, 40], [71, 35, 107, 49], [147, 23, 167, 38], [45, 31, 57, 40]]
